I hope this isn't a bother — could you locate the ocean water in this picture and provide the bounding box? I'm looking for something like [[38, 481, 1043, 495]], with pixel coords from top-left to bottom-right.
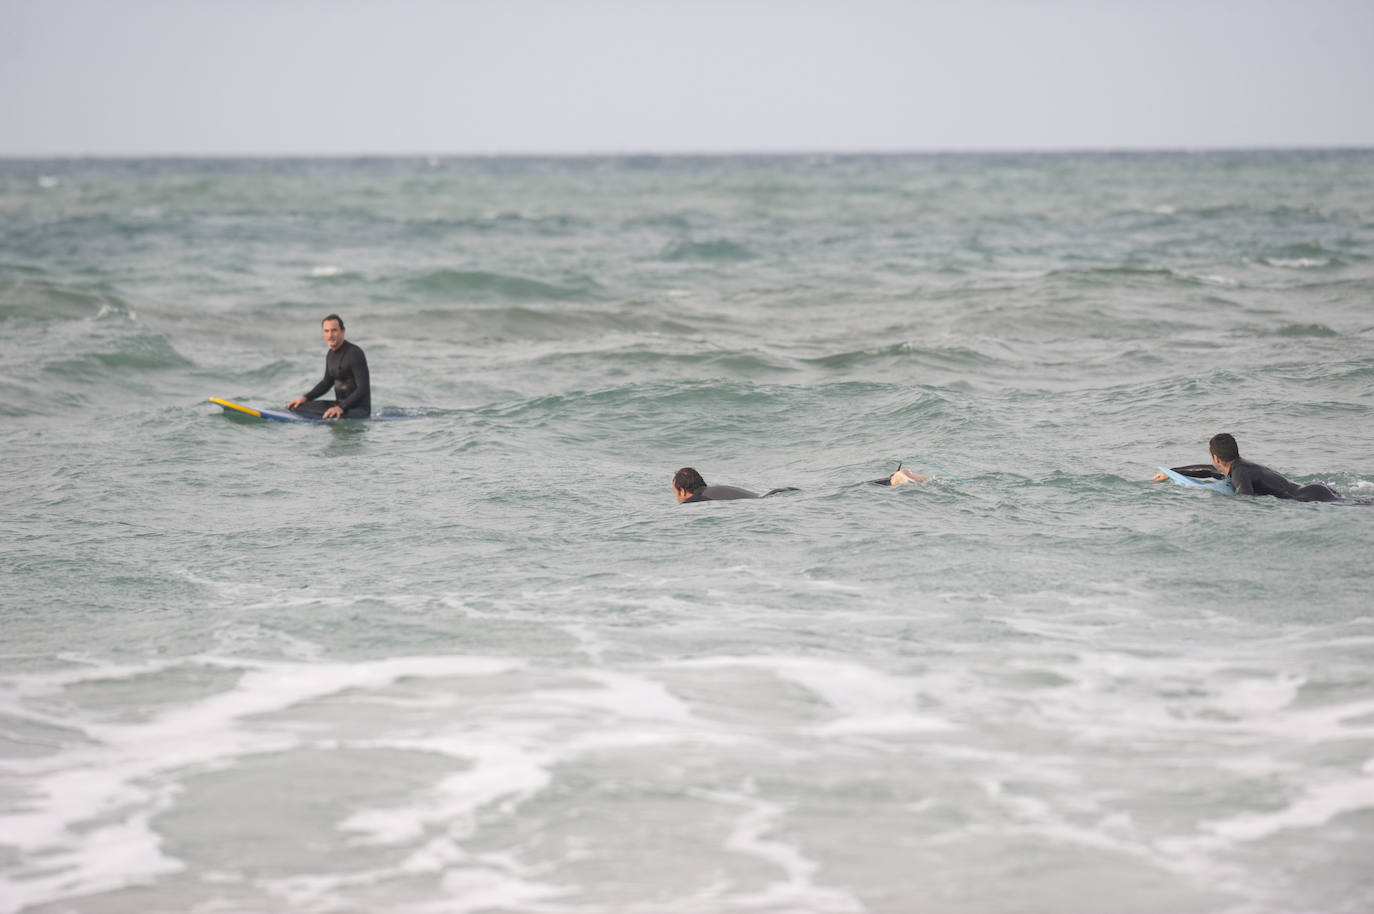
[[2, 151, 1373, 914]]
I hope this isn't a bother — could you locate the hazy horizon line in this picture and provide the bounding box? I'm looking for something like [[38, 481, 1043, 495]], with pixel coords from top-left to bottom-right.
[[4, 143, 1372, 162]]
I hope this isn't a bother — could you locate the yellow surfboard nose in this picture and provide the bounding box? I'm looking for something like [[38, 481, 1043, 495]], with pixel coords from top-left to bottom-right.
[[208, 398, 263, 418]]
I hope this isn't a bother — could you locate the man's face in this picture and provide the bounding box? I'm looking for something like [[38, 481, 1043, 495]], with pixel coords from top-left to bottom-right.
[[322, 319, 345, 350], [673, 485, 690, 503]]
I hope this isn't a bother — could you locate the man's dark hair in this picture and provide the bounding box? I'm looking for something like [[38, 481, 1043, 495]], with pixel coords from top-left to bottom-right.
[[322, 314, 345, 330], [1209, 433, 1240, 462], [673, 467, 706, 492]]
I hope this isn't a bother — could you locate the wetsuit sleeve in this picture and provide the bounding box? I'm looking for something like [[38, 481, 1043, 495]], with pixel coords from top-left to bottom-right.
[[1170, 464, 1225, 480], [337, 347, 370, 412], [682, 486, 759, 502], [303, 371, 332, 402]]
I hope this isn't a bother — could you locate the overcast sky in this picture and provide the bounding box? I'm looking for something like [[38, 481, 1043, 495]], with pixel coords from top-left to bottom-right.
[[2, 0, 1371, 156]]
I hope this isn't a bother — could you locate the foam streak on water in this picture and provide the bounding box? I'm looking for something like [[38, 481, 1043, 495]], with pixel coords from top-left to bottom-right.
[[2, 152, 1373, 913]]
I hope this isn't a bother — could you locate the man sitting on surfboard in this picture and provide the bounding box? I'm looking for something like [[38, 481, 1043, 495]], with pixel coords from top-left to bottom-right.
[[286, 314, 371, 419], [1153, 432, 1341, 502]]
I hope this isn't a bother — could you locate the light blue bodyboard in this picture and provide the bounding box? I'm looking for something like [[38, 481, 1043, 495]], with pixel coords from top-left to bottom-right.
[[1158, 466, 1234, 494]]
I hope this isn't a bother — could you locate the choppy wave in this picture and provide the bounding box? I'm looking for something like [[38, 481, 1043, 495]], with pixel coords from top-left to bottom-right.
[[660, 238, 757, 262], [1271, 322, 1341, 338], [0, 278, 134, 323], [400, 211, 591, 240], [3, 151, 1374, 914], [402, 269, 598, 303], [44, 337, 192, 378], [306, 265, 364, 281], [805, 341, 1004, 373], [1258, 242, 1348, 270]]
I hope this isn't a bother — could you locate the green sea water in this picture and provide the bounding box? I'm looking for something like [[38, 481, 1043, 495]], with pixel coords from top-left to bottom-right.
[[2, 152, 1373, 913]]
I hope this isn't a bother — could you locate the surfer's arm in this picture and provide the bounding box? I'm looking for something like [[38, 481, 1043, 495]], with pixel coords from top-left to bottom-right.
[[1170, 464, 1225, 480], [289, 372, 332, 409], [336, 349, 370, 412], [301, 374, 331, 402]]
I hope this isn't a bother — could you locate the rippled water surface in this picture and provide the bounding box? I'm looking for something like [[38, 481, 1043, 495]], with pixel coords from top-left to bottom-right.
[[3, 152, 1374, 913]]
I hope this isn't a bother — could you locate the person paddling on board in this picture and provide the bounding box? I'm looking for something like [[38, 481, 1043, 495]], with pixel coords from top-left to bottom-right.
[[286, 314, 371, 419], [869, 464, 928, 486], [1152, 432, 1341, 502], [672, 467, 798, 503]]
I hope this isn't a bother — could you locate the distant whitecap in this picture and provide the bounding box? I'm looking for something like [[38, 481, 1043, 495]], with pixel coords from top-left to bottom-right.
[[310, 265, 343, 277], [1172, 269, 1238, 287], [38, 175, 59, 188], [1265, 257, 1329, 269], [1197, 273, 1239, 286]]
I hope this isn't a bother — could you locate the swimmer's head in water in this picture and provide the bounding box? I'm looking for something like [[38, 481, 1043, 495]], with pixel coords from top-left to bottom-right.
[[1209, 433, 1240, 463], [672, 466, 706, 502]]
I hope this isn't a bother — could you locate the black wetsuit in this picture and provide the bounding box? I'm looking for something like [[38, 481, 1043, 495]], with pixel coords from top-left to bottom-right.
[[296, 340, 370, 418], [680, 485, 797, 503], [1169, 464, 1227, 482], [1171, 461, 1340, 502]]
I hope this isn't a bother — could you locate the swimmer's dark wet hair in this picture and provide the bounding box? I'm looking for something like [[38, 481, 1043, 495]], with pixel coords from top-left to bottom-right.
[[322, 313, 345, 330], [673, 467, 706, 492], [1209, 433, 1240, 462]]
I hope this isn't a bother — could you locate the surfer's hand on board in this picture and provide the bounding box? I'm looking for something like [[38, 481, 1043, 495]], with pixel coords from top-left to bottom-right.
[[1151, 470, 1168, 482], [286, 396, 306, 410], [323, 405, 343, 420]]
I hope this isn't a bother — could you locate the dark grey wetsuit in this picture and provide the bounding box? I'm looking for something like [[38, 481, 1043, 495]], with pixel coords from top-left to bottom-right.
[[681, 485, 797, 503], [1171, 461, 1340, 502], [295, 340, 370, 418], [1227, 458, 1340, 501]]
